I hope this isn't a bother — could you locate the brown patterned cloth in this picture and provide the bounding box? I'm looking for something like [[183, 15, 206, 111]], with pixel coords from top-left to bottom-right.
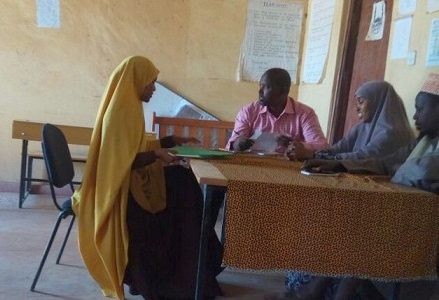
[[211, 159, 439, 281]]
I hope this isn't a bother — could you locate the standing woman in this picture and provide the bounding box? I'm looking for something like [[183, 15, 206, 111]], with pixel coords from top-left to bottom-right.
[[72, 56, 222, 300], [314, 81, 414, 160]]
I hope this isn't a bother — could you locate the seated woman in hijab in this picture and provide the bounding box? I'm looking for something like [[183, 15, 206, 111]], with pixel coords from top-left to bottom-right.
[[274, 74, 439, 300], [72, 56, 222, 300], [295, 81, 414, 161]]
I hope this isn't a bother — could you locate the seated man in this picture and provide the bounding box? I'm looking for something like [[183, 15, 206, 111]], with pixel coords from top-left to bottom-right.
[[227, 68, 328, 153], [304, 73, 439, 194]]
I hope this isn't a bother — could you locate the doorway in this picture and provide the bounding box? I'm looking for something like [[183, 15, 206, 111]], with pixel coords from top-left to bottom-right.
[[328, 0, 393, 144]]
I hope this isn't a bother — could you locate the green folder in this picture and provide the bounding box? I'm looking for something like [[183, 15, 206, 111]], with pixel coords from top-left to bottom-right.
[[171, 146, 234, 159]]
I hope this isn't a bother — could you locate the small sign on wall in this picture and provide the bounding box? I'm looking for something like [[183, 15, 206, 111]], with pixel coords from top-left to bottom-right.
[[36, 0, 60, 28], [366, 0, 385, 41], [390, 16, 412, 59], [426, 18, 439, 66]]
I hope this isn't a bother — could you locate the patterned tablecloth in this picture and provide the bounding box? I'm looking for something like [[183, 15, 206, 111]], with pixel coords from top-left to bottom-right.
[[210, 156, 439, 281]]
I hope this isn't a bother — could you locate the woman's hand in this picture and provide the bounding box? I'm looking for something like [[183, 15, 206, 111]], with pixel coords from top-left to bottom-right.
[[154, 148, 180, 164], [173, 136, 200, 146], [302, 159, 346, 173], [314, 149, 336, 160]]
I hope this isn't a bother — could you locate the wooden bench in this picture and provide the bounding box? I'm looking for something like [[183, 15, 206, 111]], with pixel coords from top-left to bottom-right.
[[152, 112, 234, 149], [12, 120, 93, 208], [12, 115, 234, 208]]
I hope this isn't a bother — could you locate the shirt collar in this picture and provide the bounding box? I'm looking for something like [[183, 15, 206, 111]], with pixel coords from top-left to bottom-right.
[[258, 97, 295, 116]]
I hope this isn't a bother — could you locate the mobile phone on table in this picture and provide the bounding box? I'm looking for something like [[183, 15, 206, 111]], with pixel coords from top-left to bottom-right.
[[300, 169, 340, 176]]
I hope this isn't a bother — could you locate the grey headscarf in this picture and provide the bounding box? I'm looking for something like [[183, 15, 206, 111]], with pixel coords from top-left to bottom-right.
[[355, 80, 413, 146], [323, 81, 415, 159]]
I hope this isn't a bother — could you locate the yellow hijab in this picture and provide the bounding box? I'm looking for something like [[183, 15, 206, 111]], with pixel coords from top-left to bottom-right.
[[72, 56, 166, 299]]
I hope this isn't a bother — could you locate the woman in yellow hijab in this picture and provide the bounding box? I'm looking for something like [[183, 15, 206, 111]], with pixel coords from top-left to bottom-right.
[[72, 56, 222, 300]]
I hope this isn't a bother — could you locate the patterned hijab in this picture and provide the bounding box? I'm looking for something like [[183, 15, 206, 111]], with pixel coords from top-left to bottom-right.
[[352, 80, 414, 152], [71, 56, 164, 299]]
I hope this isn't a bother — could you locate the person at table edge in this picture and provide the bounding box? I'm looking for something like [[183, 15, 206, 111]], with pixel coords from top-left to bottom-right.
[[303, 72, 439, 194]]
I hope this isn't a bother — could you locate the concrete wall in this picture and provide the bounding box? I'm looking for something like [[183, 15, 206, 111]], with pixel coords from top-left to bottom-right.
[[2, 0, 437, 187], [297, 0, 346, 134], [1, 0, 302, 185], [297, 0, 439, 135], [384, 0, 439, 123]]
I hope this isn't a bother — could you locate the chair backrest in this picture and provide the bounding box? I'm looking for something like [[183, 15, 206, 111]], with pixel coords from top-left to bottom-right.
[[152, 112, 235, 149], [41, 124, 75, 210]]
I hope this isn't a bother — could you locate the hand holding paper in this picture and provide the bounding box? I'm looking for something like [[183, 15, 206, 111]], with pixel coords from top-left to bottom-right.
[[250, 131, 279, 154]]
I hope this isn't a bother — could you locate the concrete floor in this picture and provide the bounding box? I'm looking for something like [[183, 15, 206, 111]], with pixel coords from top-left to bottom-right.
[[1, 192, 438, 300], [0, 192, 286, 300]]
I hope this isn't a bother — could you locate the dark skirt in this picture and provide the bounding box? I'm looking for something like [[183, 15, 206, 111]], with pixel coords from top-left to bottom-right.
[[124, 165, 222, 300]]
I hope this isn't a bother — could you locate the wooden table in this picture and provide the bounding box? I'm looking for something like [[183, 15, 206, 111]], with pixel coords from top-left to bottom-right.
[[190, 160, 439, 299]]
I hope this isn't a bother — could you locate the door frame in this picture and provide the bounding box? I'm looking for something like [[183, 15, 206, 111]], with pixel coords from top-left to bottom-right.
[[327, 1, 362, 145]]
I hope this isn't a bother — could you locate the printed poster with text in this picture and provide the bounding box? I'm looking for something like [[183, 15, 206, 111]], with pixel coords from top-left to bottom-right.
[[237, 0, 304, 83]]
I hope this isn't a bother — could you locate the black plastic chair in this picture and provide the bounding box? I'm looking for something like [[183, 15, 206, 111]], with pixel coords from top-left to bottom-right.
[[30, 124, 77, 291]]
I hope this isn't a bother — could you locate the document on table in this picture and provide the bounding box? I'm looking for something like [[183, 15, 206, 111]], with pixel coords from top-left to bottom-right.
[[171, 146, 234, 159], [250, 131, 279, 154]]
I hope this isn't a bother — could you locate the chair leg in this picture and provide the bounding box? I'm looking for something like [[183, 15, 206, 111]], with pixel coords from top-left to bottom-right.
[[30, 214, 63, 291], [56, 215, 75, 264], [26, 156, 33, 194], [19, 140, 28, 208]]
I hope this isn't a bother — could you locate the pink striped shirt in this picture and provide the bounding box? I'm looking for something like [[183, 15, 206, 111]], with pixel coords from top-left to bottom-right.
[[227, 97, 328, 150]]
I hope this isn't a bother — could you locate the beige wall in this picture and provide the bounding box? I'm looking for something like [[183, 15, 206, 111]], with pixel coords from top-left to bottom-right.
[[298, 0, 439, 135], [2, 0, 437, 186], [385, 0, 439, 124], [297, 0, 347, 135], [1, 0, 303, 184]]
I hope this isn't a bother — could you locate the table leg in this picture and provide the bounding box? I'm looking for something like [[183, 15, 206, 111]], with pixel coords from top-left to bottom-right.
[[220, 192, 227, 246], [195, 184, 214, 300], [391, 282, 400, 300]]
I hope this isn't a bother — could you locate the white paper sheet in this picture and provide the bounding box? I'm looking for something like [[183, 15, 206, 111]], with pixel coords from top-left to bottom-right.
[[237, 0, 304, 82], [250, 131, 279, 154], [36, 0, 60, 28], [399, 0, 417, 15], [302, 0, 336, 84], [428, 0, 439, 13], [426, 18, 439, 66], [390, 17, 412, 59], [366, 1, 386, 41]]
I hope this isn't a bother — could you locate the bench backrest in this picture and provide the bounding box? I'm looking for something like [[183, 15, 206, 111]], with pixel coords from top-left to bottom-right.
[[152, 112, 234, 149], [12, 120, 92, 145]]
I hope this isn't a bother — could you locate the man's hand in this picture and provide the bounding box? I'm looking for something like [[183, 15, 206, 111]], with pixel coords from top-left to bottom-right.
[[173, 136, 200, 146], [287, 141, 314, 161], [234, 136, 254, 151], [154, 148, 180, 164], [276, 135, 293, 148], [302, 159, 346, 173]]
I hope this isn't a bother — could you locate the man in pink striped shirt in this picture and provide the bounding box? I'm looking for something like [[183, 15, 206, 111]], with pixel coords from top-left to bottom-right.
[[227, 68, 328, 155]]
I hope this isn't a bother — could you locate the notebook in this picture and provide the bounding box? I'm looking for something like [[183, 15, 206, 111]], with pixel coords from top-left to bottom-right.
[[171, 146, 234, 159]]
